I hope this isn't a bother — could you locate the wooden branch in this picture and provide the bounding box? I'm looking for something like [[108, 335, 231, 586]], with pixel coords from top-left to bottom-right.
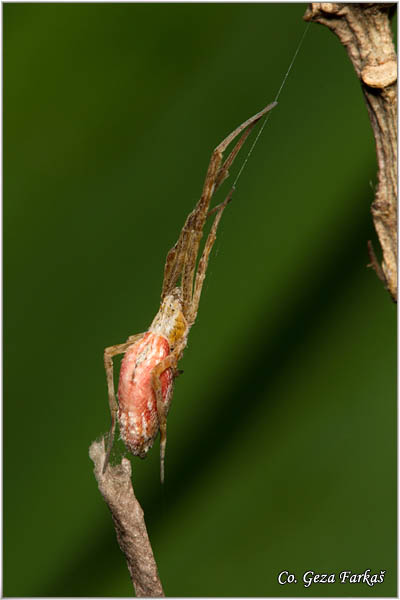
[[89, 438, 164, 598], [304, 3, 397, 301]]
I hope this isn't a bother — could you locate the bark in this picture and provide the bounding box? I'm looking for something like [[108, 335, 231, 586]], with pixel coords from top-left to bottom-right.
[[89, 438, 164, 597], [304, 3, 397, 301]]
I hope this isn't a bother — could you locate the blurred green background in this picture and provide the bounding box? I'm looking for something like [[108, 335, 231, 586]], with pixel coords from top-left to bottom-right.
[[4, 3, 396, 597]]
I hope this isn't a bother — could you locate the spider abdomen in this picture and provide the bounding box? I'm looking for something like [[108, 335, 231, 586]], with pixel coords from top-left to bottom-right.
[[118, 332, 173, 458]]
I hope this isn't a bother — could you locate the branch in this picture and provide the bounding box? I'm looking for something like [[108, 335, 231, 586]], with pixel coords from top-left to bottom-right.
[[89, 438, 164, 598], [304, 3, 397, 301]]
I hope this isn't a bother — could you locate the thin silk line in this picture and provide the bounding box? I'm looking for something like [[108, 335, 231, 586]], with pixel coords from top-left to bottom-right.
[[232, 22, 311, 189]]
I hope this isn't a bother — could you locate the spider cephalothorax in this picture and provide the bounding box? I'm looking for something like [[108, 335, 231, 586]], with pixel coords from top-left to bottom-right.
[[149, 288, 188, 348], [103, 101, 277, 481]]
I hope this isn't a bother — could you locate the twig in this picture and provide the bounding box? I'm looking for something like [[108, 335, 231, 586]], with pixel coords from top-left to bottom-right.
[[89, 438, 164, 597], [304, 3, 397, 302]]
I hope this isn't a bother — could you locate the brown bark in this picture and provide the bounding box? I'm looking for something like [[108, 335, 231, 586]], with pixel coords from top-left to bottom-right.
[[304, 3, 397, 301], [89, 438, 164, 597]]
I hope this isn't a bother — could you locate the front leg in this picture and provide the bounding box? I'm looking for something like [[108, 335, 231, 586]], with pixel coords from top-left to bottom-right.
[[187, 188, 233, 326], [103, 333, 145, 473]]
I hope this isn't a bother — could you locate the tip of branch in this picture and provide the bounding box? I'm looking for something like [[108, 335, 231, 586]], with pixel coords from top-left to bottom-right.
[[89, 437, 165, 597], [89, 437, 105, 466], [89, 437, 132, 482]]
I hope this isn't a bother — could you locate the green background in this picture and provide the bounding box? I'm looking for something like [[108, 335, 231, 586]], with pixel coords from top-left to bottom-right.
[[4, 3, 396, 597]]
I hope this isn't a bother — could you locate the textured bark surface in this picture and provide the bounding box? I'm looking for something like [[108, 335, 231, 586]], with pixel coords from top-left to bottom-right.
[[304, 3, 397, 301], [89, 439, 164, 597]]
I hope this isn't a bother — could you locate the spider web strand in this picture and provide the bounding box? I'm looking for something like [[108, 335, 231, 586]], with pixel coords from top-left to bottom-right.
[[232, 22, 311, 189]]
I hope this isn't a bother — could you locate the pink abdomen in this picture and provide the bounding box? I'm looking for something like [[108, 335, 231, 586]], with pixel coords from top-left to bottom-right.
[[118, 332, 173, 458]]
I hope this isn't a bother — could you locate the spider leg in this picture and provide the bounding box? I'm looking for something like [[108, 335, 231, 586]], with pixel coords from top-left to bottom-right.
[[179, 151, 223, 313], [161, 102, 277, 310], [213, 101, 277, 193], [151, 342, 186, 483], [188, 101, 277, 235], [161, 148, 221, 303], [103, 333, 145, 473], [187, 187, 234, 325]]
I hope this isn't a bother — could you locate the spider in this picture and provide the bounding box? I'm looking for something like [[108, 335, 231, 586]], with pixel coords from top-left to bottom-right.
[[103, 101, 277, 481]]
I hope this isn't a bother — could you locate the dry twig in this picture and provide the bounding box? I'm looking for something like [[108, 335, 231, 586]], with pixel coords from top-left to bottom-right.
[[89, 438, 164, 597], [304, 3, 397, 301]]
